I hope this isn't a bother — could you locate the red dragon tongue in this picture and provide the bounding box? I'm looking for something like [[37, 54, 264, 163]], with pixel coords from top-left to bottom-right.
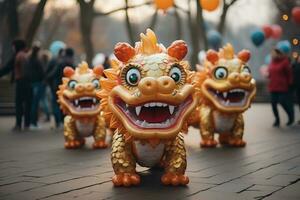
[[138, 107, 171, 123]]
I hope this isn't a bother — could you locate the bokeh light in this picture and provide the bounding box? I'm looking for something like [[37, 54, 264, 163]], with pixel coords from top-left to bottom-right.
[[292, 51, 299, 59], [282, 14, 289, 21], [292, 38, 299, 46]]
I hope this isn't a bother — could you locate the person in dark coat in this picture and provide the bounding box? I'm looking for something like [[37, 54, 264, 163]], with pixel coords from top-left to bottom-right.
[[25, 43, 45, 129], [268, 48, 294, 127], [292, 55, 300, 124], [0, 40, 35, 131], [45, 47, 75, 128]]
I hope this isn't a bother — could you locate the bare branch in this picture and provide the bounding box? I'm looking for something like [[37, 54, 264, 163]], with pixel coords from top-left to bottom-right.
[[94, 1, 152, 17]]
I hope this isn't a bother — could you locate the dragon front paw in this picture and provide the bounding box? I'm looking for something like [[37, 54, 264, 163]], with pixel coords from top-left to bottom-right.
[[112, 173, 140, 187], [200, 139, 218, 148], [93, 140, 108, 149], [228, 138, 246, 147], [64, 139, 85, 149], [161, 173, 189, 186]]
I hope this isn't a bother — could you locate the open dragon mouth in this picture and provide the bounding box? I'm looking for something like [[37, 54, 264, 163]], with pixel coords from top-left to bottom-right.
[[65, 96, 100, 112], [115, 96, 192, 129], [209, 88, 249, 107]]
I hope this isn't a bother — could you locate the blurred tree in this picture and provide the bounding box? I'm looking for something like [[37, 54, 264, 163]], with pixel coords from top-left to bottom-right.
[[218, 0, 239, 34], [0, 0, 20, 65], [77, 0, 95, 66], [25, 0, 48, 47]]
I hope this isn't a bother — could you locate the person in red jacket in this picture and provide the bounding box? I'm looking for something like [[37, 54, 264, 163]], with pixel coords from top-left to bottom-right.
[[268, 48, 294, 127]]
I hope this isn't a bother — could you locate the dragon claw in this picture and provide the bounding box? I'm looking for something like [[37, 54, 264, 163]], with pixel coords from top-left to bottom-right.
[[200, 139, 218, 148], [228, 138, 246, 147], [112, 173, 140, 187], [161, 173, 189, 186], [64, 139, 85, 149], [93, 140, 108, 149]]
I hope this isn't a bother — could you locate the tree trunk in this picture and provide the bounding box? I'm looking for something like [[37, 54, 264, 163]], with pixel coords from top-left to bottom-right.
[[25, 0, 48, 47], [174, 8, 182, 39], [188, 1, 199, 70], [124, 0, 135, 46], [1, 0, 20, 65], [196, 0, 208, 50], [217, 4, 229, 34], [78, 0, 95, 66], [149, 10, 158, 31]]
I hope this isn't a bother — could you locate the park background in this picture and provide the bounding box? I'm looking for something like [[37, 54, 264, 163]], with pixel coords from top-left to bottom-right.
[[0, 0, 299, 113]]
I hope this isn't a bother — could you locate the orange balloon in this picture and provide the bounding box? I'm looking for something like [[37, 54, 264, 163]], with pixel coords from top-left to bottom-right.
[[154, 0, 174, 11], [200, 0, 220, 12]]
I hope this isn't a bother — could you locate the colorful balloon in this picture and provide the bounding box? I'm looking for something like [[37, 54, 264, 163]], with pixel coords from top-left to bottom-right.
[[49, 41, 65, 57], [250, 29, 265, 47], [262, 25, 273, 39], [154, 0, 174, 11], [207, 30, 222, 49], [200, 0, 220, 12], [271, 25, 282, 39], [292, 7, 300, 24], [276, 40, 292, 54]]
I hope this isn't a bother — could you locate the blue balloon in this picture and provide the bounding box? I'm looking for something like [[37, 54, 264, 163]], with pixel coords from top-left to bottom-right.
[[276, 40, 291, 54], [49, 41, 66, 57], [264, 54, 271, 65], [207, 30, 222, 48], [251, 29, 265, 47]]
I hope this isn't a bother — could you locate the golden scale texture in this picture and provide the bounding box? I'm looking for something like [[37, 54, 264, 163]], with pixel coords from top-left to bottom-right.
[[99, 29, 199, 186], [57, 62, 107, 149]]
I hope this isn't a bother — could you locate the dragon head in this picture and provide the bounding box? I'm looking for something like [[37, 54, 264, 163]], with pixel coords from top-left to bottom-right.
[[57, 62, 104, 119], [98, 29, 198, 140], [198, 44, 256, 113]]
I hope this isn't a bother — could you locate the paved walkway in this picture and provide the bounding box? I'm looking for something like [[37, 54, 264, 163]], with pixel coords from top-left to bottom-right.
[[0, 104, 299, 200]]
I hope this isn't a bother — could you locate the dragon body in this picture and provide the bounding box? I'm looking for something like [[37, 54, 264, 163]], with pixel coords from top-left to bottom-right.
[[191, 44, 256, 148], [57, 62, 107, 149], [98, 29, 198, 186]]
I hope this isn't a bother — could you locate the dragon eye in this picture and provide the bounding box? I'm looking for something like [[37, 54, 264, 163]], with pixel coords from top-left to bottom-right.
[[68, 80, 77, 89], [214, 67, 228, 80], [169, 65, 183, 83], [92, 79, 100, 89], [126, 67, 141, 86], [242, 66, 251, 74]]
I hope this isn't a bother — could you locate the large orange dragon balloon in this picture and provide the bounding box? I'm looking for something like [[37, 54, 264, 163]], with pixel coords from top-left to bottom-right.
[[57, 62, 107, 149], [190, 44, 256, 148], [98, 29, 198, 186]]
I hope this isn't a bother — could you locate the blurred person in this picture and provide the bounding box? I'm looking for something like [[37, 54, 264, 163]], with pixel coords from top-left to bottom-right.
[[39, 50, 51, 122], [3, 40, 31, 131], [292, 54, 300, 124], [45, 48, 64, 128], [25, 42, 45, 129], [45, 47, 75, 128], [268, 48, 294, 127], [103, 55, 111, 69]]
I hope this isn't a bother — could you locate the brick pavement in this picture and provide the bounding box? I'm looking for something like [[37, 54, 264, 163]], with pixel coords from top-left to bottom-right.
[[0, 104, 299, 200]]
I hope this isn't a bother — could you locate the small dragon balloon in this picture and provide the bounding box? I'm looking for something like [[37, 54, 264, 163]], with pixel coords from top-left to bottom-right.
[[57, 62, 107, 149], [190, 44, 256, 148], [98, 29, 198, 186]]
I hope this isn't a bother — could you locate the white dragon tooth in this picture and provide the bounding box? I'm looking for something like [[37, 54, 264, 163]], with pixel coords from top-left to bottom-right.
[[168, 105, 175, 115], [157, 102, 162, 107], [150, 102, 156, 107], [141, 120, 146, 127], [135, 106, 142, 116], [162, 103, 167, 107], [93, 98, 96, 104], [75, 99, 79, 106], [223, 92, 228, 99], [126, 104, 129, 108], [144, 103, 149, 107], [226, 100, 230, 105]]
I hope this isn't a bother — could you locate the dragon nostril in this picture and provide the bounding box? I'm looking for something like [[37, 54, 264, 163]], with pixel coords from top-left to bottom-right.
[[163, 80, 169, 86]]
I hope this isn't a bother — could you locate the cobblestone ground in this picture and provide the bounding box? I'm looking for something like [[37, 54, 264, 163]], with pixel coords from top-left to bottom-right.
[[0, 104, 299, 200]]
